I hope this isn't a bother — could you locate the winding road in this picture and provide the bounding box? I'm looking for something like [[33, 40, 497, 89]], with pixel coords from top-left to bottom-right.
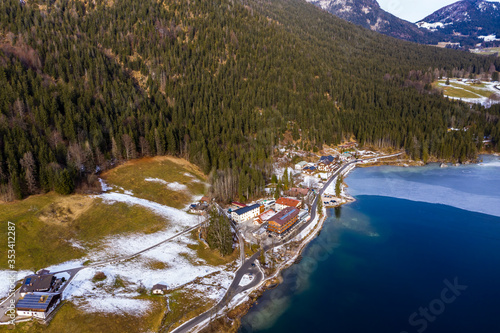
[[170, 153, 402, 333], [1, 152, 402, 327]]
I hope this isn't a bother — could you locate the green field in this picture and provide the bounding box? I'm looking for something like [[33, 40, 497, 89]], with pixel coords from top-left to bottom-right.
[[437, 80, 496, 99], [103, 156, 207, 208], [0, 194, 170, 270], [0, 156, 207, 270], [0, 299, 166, 333], [471, 47, 500, 56]]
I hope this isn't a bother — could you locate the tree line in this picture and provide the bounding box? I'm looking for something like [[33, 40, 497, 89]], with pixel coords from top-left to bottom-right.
[[0, 0, 499, 202]]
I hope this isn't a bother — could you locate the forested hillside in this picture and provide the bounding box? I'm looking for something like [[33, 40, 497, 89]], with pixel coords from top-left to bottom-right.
[[0, 0, 499, 202]]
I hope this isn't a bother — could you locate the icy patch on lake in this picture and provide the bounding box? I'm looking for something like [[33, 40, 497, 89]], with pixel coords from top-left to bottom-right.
[[346, 156, 500, 217]]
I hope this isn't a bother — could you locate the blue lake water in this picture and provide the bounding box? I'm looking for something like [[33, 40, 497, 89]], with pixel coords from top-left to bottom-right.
[[240, 155, 500, 333]]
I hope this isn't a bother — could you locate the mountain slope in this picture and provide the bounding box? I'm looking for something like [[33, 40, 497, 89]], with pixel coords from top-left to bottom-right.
[[305, 0, 439, 43], [0, 0, 499, 202], [417, 0, 500, 46]]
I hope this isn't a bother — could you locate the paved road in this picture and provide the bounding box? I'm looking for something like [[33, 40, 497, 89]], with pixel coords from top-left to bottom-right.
[[170, 251, 263, 333], [170, 152, 403, 333], [1, 152, 402, 327]]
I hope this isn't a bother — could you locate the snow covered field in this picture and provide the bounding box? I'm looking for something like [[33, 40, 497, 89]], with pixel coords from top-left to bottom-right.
[[0, 177, 234, 315], [437, 79, 500, 107]]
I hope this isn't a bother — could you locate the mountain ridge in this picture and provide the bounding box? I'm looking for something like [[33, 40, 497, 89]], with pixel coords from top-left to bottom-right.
[[417, 0, 500, 47], [306, 0, 440, 43]]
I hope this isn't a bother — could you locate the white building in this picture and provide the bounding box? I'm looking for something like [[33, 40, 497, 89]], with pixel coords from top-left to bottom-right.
[[16, 293, 60, 319], [295, 161, 307, 170], [231, 203, 262, 223], [152, 284, 168, 295]]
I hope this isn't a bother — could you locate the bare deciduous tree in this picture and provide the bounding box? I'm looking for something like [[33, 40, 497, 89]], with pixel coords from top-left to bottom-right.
[[20, 151, 37, 194], [139, 136, 151, 156], [122, 134, 137, 160]]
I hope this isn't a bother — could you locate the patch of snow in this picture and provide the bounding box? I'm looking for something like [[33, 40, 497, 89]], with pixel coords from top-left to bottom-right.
[[416, 21, 451, 32], [239, 274, 254, 286], [167, 182, 188, 191], [145, 177, 168, 185], [99, 178, 112, 192], [78, 296, 153, 315], [478, 34, 500, 42], [54, 272, 71, 281], [98, 192, 198, 227], [145, 177, 188, 191], [46, 260, 84, 273], [68, 239, 86, 250], [0, 270, 33, 299]]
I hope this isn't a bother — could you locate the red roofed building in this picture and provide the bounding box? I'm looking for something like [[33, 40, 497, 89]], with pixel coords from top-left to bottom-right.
[[267, 207, 300, 234], [231, 202, 246, 208], [275, 197, 301, 211]]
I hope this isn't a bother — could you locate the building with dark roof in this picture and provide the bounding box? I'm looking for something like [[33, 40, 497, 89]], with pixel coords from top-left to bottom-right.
[[152, 284, 168, 295], [20, 274, 55, 296], [231, 203, 263, 223], [318, 155, 337, 171], [16, 292, 60, 319], [303, 166, 317, 175], [267, 207, 300, 235]]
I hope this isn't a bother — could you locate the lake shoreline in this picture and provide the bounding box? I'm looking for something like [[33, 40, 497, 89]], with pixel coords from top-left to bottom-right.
[[199, 153, 500, 333]]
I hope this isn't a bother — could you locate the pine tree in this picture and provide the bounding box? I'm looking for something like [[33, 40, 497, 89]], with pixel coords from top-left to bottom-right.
[[206, 208, 234, 256], [317, 194, 323, 216], [335, 175, 343, 197], [54, 169, 74, 195]]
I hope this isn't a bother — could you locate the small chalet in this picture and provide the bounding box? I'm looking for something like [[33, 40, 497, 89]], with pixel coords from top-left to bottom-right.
[[152, 284, 168, 295], [200, 196, 210, 204], [16, 292, 60, 319], [231, 202, 246, 209], [275, 197, 301, 211], [189, 203, 207, 214]]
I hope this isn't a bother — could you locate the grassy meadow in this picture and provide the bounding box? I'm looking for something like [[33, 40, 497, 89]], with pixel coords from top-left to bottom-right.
[[0, 299, 166, 333], [0, 194, 170, 271], [437, 79, 497, 99], [0, 156, 207, 271], [102, 156, 207, 208]]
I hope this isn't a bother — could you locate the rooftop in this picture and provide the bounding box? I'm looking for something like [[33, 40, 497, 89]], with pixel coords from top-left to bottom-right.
[[276, 197, 301, 207], [233, 203, 261, 215], [319, 155, 335, 163], [16, 292, 59, 312], [268, 207, 299, 226], [20, 274, 54, 294], [152, 284, 168, 290], [257, 209, 276, 221]]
